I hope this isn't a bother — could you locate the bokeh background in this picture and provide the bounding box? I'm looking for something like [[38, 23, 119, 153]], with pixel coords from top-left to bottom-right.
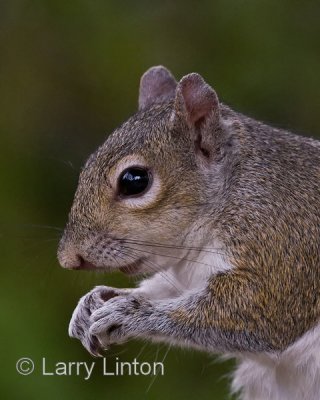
[[1, 1, 320, 399]]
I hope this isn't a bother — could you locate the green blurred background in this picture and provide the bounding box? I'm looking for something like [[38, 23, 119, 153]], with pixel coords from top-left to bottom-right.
[[1, 1, 319, 399]]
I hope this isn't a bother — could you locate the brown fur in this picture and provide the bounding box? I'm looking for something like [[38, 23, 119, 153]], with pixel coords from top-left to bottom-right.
[[171, 108, 320, 351]]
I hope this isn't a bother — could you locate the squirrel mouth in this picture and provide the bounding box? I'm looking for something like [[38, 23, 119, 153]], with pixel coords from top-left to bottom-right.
[[68, 256, 144, 274]]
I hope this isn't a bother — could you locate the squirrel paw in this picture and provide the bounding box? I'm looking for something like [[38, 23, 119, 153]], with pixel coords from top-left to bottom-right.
[[89, 294, 151, 348], [68, 286, 123, 356]]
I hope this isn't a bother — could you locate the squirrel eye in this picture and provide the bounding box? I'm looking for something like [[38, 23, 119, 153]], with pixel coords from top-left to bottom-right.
[[118, 167, 151, 197]]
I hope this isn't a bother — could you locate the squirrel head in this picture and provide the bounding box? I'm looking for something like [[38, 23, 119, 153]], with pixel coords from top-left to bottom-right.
[[58, 66, 233, 275]]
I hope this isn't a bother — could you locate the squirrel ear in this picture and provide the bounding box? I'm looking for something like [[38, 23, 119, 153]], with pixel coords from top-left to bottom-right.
[[174, 73, 219, 127], [173, 73, 221, 160], [139, 66, 177, 110]]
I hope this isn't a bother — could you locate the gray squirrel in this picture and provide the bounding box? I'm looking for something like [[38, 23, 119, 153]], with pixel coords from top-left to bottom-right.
[[58, 66, 320, 400]]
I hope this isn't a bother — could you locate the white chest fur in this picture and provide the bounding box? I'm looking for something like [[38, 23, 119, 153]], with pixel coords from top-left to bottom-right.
[[137, 239, 232, 300], [232, 323, 320, 400]]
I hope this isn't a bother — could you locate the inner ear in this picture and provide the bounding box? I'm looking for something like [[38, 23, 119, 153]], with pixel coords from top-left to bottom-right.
[[174, 73, 220, 159], [178, 73, 219, 126]]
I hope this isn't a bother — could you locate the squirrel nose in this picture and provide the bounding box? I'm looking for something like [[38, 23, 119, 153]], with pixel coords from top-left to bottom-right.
[[58, 251, 82, 269], [58, 247, 96, 270], [57, 234, 98, 270]]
